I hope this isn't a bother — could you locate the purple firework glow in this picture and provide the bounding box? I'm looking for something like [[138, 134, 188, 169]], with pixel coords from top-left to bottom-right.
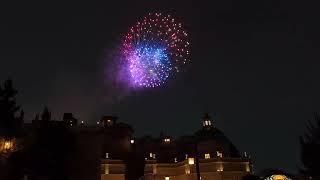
[[122, 13, 190, 88]]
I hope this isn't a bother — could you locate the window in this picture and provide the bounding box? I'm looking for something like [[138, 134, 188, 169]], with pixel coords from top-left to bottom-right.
[[104, 164, 109, 174], [217, 151, 223, 158], [203, 120, 212, 127], [205, 153, 210, 159], [165, 177, 170, 180], [106, 153, 109, 159], [188, 158, 194, 165], [185, 168, 190, 174], [164, 138, 171, 143]]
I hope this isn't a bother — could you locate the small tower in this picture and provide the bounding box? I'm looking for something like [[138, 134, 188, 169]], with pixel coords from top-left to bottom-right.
[[202, 113, 213, 128]]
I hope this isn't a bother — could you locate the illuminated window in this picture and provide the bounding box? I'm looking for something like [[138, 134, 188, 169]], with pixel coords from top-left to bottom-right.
[[185, 168, 190, 174], [244, 151, 247, 157], [203, 120, 211, 126], [106, 153, 109, 159], [165, 176, 170, 180], [185, 154, 188, 159], [216, 151, 223, 158], [188, 158, 194, 165], [130, 139, 135, 144], [174, 157, 177, 163], [152, 153, 156, 159], [205, 153, 210, 159], [164, 138, 171, 143], [245, 163, 250, 172], [104, 164, 109, 174], [149, 152, 153, 158]]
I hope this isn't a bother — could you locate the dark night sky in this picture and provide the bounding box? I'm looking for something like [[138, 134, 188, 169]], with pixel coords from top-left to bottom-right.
[[1, 0, 320, 174]]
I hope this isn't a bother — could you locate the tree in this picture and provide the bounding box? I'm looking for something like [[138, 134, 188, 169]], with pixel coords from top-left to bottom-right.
[[300, 113, 320, 179], [0, 79, 23, 139], [0, 79, 24, 180], [24, 107, 75, 180]]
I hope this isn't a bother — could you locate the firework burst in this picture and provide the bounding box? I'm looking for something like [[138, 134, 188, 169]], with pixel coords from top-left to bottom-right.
[[122, 13, 190, 88]]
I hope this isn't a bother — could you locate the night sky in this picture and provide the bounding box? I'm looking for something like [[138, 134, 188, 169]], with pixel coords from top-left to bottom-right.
[[1, 0, 320, 174]]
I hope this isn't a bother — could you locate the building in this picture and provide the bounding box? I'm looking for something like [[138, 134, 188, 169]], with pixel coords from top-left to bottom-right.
[[8, 113, 251, 180], [100, 114, 252, 180]]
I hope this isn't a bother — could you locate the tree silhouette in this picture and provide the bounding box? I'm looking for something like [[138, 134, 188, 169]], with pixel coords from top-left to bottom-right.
[[0, 79, 24, 180], [0, 79, 23, 138], [41, 107, 51, 121], [24, 107, 75, 180], [300, 113, 320, 179]]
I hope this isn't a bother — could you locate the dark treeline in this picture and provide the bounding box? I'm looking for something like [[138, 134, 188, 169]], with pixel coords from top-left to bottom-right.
[[0, 79, 74, 180]]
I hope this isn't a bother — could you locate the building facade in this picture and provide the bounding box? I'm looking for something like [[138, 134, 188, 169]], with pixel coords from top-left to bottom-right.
[[9, 113, 251, 180], [100, 114, 252, 180]]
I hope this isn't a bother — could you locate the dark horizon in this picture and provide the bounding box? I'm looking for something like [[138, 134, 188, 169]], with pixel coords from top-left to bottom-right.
[[2, 0, 320, 174]]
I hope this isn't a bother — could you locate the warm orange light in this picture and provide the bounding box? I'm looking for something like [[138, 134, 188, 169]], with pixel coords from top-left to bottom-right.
[[245, 163, 250, 172], [185, 165, 191, 174], [165, 176, 170, 180], [188, 158, 194, 165], [4, 141, 12, 150], [217, 165, 223, 172], [273, 175, 286, 180]]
